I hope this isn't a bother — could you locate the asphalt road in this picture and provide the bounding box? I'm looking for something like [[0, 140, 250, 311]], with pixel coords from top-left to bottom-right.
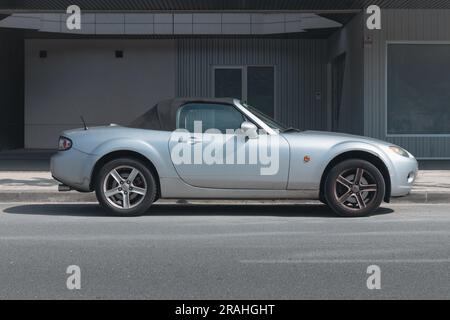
[[0, 202, 449, 299]]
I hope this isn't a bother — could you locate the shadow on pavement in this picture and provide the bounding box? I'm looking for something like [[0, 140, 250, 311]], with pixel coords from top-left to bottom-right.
[[3, 203, 394, 218]]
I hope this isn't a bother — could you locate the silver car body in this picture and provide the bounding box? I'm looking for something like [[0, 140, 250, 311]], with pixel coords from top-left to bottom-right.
[[51, 99, 418, 200]]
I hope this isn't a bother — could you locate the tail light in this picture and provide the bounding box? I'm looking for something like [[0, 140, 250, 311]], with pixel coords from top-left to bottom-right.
[[58, 137, 72, 151]]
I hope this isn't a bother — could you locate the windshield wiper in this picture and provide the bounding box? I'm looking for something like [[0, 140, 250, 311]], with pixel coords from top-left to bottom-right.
[[282, 127, 301, 133]]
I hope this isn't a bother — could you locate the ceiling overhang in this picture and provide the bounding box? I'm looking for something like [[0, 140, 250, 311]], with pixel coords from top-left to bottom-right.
[[1, 1, 445, 39], [0, 12, 342, 36]]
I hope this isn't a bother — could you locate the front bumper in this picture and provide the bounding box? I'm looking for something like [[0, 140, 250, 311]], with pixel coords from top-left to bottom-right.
[[51, 148, 99, 192], [389, 155, 419, 197]]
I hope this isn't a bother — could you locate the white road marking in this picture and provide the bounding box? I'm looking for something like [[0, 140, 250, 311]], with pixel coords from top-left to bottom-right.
[[241, 258, 450, 264]]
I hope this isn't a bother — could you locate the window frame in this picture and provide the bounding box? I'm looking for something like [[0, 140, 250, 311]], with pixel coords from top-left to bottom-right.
[[212, 65, 276, 119], [386, 41, 450, 137]]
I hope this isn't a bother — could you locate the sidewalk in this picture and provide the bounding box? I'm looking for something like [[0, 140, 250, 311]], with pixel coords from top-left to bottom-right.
[[0, 170, 449, 203], [0, 149, 54, 171]]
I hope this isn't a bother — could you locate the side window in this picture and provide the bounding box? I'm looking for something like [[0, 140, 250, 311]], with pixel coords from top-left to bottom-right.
[[177, 103, 245, 133]]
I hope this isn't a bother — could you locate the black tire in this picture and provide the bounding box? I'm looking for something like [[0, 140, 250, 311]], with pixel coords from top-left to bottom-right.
[[324, 159, 385, 217], [95, 158, 157, 216]]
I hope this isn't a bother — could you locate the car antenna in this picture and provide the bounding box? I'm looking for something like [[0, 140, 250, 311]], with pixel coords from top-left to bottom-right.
[[80, 116, 88, 130]]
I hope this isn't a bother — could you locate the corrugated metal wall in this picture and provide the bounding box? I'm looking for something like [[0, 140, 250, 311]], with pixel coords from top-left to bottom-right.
[[364, 9, 450, 159], [176, 38, 328, 130], [6, 0, 450, 10]]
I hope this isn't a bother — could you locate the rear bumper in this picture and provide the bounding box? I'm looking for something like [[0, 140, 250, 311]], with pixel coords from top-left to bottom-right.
[[51, 148, 99, 192]]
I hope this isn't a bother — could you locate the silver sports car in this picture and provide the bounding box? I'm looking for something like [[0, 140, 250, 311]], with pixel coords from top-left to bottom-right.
[[51, 98, 418, 217]]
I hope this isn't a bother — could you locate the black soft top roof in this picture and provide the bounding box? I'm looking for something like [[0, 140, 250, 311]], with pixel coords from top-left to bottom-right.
[[129, 97, 237, 131]]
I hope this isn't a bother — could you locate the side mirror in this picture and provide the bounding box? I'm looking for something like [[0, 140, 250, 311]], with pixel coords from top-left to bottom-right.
[[241, 121, 258, 139]]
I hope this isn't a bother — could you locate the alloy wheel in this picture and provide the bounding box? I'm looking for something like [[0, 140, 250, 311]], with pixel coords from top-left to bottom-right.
[[334, 168, 378, 210], [102, 165, 147, 209]]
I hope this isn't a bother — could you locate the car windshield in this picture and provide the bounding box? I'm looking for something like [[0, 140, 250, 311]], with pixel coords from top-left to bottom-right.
[[241, 103, 290, 131]]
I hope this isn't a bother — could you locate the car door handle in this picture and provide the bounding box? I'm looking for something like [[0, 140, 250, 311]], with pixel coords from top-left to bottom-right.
[[178, 137, 202, 144]]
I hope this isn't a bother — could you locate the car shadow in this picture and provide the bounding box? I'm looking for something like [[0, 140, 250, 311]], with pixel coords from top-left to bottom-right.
[[3, 203, 394, 218]]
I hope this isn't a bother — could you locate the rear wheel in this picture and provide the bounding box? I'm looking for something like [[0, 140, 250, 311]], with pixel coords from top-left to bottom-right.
[[95, 158, 156, 216], [324, 159, 385, 217]]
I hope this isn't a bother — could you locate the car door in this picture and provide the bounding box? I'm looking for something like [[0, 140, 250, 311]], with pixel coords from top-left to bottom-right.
[[168, 102, 289, 189]]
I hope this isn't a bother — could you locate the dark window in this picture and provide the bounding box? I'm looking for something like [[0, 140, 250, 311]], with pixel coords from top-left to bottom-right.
[[115, 50, 124, 58], [388, 44, 450, 135], [214, 66, 275, 118], [214, 68, 242, 100], [247, 66, 275, 117], [177, 103, 245, 133]]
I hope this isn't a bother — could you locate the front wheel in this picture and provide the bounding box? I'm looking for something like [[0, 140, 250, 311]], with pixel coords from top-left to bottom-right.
[[95, 158, 157, 216], [324, 159, 385, 217]]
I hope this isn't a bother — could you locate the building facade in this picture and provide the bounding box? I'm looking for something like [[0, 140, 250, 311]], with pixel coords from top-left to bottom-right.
[[0, 1, 449, 160]]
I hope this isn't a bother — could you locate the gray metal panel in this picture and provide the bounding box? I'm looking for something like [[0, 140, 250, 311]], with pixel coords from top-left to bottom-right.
[[364, 9, 450, 158], [327, 13, 364, 135], [176, 38, 328, 131]]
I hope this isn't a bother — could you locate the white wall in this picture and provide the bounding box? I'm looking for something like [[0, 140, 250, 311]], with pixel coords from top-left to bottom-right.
[[25, 39, 175, 148]]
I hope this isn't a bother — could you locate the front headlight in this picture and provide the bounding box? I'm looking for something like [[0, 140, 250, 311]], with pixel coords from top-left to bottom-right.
[[389, 146, 409, 158]]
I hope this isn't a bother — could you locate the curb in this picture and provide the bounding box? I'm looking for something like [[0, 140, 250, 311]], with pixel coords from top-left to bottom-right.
[[0, 191, 96, 203], [0, 191, 450, 204], [390, 192, 450, 204]]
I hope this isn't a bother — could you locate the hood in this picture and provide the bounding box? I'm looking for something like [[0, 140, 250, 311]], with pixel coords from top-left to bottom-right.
[[290, 130, 393, 147]]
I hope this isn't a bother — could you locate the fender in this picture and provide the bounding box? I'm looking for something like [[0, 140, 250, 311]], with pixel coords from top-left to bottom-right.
[[89, 138, 178, 179], [287, 140, 394, 190], [324, 141, 395, 175]]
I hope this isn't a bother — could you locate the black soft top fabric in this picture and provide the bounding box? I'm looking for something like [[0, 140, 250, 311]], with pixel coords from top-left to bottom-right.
[[129, 98, 236, 131]]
